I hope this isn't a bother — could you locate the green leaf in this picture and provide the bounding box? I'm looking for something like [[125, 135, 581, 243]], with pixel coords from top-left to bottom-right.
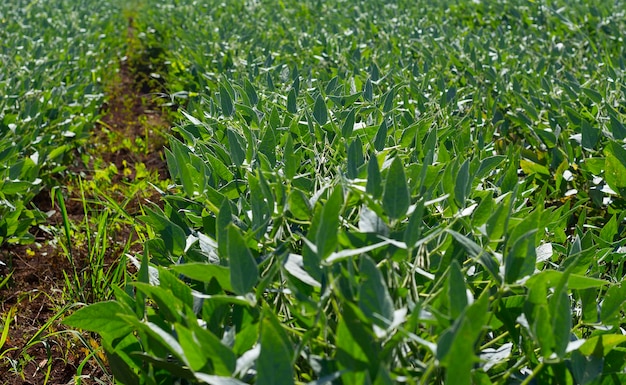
[[533, 304, 555, 357], [283, 253, 320, 288], [47, 144, 70, 163], [269, 106, 281, 130], [206, 152, 234, 182], [170, 137, 195, 196], [373, 119, 388, 151], [248, 172, 271, 235], [227, 129, 246, 167], [133, 282, 185, 324], [445, 87, 457, 105], [288, 189, 311, 220], [316, 186, 343, 259], [267, 72, 275, 91], [608, 112, 626, 140], [244, 78, 258, 105], [535, 129, 557, 148], [550, 288, 571, 358], [140, 207, 186, 258], [190, 321, 237, 375], [257, 309, 295, 385], [441, 160, 458, 208], [258, 128, 277, 167], [579, 334, 626, 356], [569, 351, 603, 385], [158, 267, 194, 308], [579, 288, 599, 324], [358, 255, 394, 328], [287, 88, 297, 113], [170, 263, 232, 292], [520, 159, 550, 176], [102, 334, 142, 385], [558, 271, 609, 290], [336, 303, 378, 379], [454, 159, 471, 207], [303, 216, 323, 282], [284, 135, 298, 180], [504, 230, 537, 284], [288, 189, 312, 220], [132, 320, 189, 365], [382, 157, 409, 220], [342, 108, 356, 138], [358, 206, 388, 235], [291, 68, 300, 93], [500, 156, 519, 193], [347, 138, 364, 179], [472, 371, 495, 385], [313, 94, 328, 125], [448, 260, 468, 319], [447, 230, 500, 283], [404, 199, 425, 248], [565, 105, 583, 126], [325, 76, 339, 94], [485, 194, 511, 242], [604, 141, 626, 192], [220, 83, 234, 116], [364, 78, 373, 101], [131, 352, 196, 379], [63, 301, 133, 341], [382, 88, 395, 113], [366, 154, 383, 199], [582, 87, 603, 104], [581, 120, 599, 150], [175, 325, 207, 372], [336, 92, 362, 108], [438, 290, 490, 385], [524, 268, 574, 359], [472, 195, 494, 227], [601, 284, 626, 323], [373, 366, 394, 385], [526, 271, 608, 290], [599, 215, 618, 243], [227, 225, 259, 295], [476, 156, 506, 179], [217, 199, 233, 259], [423, 129, 437, 166]]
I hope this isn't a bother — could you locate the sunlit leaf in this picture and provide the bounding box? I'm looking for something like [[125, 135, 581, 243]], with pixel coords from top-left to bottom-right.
[[316, 186, 343, 259], [366, 154, 383, 199], [257, 310, 295, 385], [220, 83, 234, 116], [454, 159, 471, 207], [227, 225, 258, 295], [359, 255, 394, 328], [448, 260, 468, 319], [63, 302, 133, 341], [382, 157, 409, 219], [313, 94, 328, 125]]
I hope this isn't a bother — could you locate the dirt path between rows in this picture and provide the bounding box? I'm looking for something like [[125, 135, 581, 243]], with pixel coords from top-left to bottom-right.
[[0, 18, 172, 385]]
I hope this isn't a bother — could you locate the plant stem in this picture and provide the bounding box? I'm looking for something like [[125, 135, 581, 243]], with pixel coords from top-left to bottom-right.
[[420, 361, 436, 384], [520, 360, 545, 385], [480, 330, 510, 350]]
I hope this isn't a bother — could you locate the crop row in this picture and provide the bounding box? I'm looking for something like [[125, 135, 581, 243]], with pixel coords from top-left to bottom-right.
[[65, 0, 626, 384], [0, 0, 125, 246]]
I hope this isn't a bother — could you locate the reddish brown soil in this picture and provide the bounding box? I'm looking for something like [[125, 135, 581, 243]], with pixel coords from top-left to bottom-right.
[[0, 20, 172, 384]]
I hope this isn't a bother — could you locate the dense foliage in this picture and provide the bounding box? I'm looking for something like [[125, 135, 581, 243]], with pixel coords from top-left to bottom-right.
[[36, 0, 626, 383], [0, 0, 126, 246]]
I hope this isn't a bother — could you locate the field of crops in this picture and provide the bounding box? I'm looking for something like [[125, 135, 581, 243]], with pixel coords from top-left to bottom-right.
[[3, 0, 626, 384]]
